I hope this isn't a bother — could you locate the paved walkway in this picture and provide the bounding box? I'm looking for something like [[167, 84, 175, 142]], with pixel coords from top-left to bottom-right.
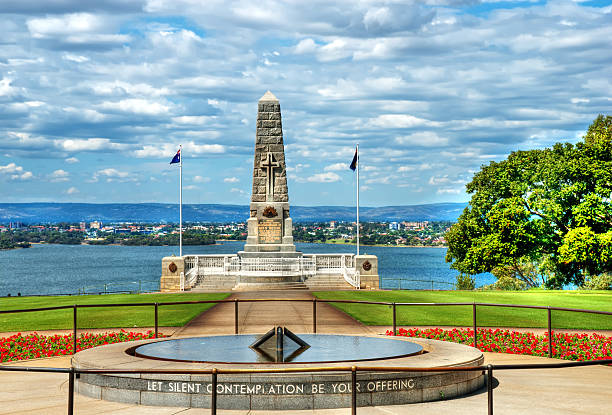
[[173, 290, 377, 337], [1, 290, 611, 414]]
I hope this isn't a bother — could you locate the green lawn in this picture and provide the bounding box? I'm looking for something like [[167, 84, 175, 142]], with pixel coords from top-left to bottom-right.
[[312, 290, 612, 330], [0, 292, 231, 332]]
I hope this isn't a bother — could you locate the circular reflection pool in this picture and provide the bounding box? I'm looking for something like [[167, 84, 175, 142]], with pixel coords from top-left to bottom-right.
[[133, 334, 423, 364]]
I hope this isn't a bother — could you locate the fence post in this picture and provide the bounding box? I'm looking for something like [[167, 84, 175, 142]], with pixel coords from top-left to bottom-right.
[[431, 280, 434, 291], [392, 303, 397, 335], [487, 364, 493, 415], [139, 280, 141, 294], [312, 298, 317, 334], [472, 303, 477, 349], [73, 305, 77, 354], [351, 366, 357, 415], [104, 284, 107, 294], [68, 367, 75, 415], [154, 303, 159, 339], [547, 306, 553, 358], [211, 368, 218, 415], [234, 299, 239, 334]]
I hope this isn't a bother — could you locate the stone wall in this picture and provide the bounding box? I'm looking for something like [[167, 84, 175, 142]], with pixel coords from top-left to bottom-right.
[[355, 254, 379, 289], [160, 256, 184, 292]]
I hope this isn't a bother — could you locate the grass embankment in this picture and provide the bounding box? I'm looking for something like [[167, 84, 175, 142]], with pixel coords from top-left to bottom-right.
[[0, 292, 230, 332], [312, 290, 612, 330]]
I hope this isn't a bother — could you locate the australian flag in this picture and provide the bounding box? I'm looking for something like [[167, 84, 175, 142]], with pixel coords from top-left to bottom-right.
[[349, 147, 358, 171], [170, 149, 180, 164]]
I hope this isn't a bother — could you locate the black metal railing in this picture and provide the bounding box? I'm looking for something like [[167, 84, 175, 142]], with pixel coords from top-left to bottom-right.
[[2, 359, 612, 415], [1, 298, 612, 356]]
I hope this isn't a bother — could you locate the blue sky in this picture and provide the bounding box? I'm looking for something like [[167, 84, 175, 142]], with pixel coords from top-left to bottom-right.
[[0, 0, 610, 207]]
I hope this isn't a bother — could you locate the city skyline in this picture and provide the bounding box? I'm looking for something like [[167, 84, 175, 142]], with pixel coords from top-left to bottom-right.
[[1, 1, 611, 206]]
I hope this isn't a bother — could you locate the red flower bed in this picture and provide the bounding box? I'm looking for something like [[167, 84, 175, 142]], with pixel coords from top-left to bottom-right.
[[1, 330, 164, 363], [387, 327, 612, 361]]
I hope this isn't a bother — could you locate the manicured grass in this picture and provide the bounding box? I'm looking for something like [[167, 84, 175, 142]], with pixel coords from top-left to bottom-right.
[[0, 292, 230, 332], [312, 290, 612, 330]]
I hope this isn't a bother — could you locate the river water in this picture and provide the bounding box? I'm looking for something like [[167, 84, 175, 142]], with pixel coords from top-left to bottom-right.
[[0, 242, 495, 296]]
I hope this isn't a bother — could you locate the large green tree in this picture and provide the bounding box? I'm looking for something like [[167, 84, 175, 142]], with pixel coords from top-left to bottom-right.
[[446, 115, 612, 288]]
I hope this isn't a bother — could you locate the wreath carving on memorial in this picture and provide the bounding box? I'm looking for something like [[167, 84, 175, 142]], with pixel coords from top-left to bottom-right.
[[168, 262, 178, 273], [362, 260, 372, 271], [262, 206, 278, 218]]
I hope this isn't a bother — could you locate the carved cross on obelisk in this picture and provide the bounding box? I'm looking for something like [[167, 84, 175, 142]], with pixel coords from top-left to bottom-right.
[[260, 152, 280, 202]]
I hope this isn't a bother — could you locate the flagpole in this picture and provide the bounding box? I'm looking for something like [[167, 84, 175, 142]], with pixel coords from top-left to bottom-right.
[[179, 144, 183, 257], [356, 143, 360, 257]]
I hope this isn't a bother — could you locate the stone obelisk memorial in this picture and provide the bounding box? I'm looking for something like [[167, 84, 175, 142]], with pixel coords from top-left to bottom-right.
[[161, 91, 379, 291], [239, 91, 300, 259]]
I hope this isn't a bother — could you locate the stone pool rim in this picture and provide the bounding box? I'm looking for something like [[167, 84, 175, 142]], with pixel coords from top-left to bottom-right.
[[73, 334, 485, 410], [129, 334, 425, 364]]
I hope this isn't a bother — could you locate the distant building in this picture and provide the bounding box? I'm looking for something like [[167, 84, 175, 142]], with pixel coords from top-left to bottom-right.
[[329, 221, 336, 229], [402, 221, 429, 230], [80, 222, 86, 231], [89, 221, 102, 229], [389, 222, 399, 230]]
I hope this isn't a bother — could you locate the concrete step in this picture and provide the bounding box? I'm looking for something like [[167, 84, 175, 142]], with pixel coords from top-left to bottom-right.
[[232, 282, 308, 291]]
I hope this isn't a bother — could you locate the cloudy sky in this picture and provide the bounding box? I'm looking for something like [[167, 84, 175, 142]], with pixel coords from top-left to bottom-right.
[[0, 1, 610, 207]]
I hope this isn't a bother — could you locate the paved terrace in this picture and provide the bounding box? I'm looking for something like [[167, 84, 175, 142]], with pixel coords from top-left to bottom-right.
[[2, 290, 611, 414]]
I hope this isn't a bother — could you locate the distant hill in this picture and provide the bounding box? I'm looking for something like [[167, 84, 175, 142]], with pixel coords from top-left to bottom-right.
[[0, 202, 467, 224]]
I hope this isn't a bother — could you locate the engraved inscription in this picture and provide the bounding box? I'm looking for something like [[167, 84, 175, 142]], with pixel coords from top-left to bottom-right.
[[258, 219, 282, 244], [144, 379, 416, 395]]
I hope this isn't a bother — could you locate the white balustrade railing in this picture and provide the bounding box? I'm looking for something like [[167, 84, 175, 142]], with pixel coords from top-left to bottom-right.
[[343, 267, 361, 289], [303, 254, 355, 272], [183, 267, 198, 291], [182, 253, 357, 286]]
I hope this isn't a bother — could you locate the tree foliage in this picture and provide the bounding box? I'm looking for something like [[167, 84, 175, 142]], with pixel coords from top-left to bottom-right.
[[446, 115, 612, 288]]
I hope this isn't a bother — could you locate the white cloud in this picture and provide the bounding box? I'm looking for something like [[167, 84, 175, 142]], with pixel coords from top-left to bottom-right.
[[65, 186, 79, 195], [54, 138, 125, 152], [193, 175, 210, 183], [368, 114, 436, 129], [294, 38, 317, 54], [397, 166, 414, 172], [395, 131, 449, 147], [99, 98, 173, 116], [63, 54, 89, 63], [172, 116, 211, 125], [65, 157, 80, 164], [437, 188, 461, 195], [224, 177, 239, 183], [0, 163, 34, 181], [307, 172, 341, 183], [286, 163, 310, 173], [0, 78, 21, 97], [324, 163, 347, 171], [26, 13, 130, 47], [92, 168, 134, 183], [49, 169, 70, 182], [132, 142, 225, 158]]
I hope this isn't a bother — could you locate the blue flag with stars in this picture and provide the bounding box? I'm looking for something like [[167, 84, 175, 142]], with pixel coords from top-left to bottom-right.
[[170, 149, 180, 164]]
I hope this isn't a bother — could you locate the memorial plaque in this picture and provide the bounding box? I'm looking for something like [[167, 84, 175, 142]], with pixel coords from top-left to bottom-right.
[[258, 219, 282, 244]]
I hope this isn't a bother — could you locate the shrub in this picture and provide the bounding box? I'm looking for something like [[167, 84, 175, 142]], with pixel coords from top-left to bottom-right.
[[582, 273, 612, 290], [481, 275, 527, 291], [455, 274, 475, 290]]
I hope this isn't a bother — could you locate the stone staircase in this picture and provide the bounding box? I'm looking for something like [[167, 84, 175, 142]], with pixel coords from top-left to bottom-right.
[[303, 274, 355, 290], [232, 281, 308, 291], [190, 273, 356, 291], [191, 274, 237, 291]]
